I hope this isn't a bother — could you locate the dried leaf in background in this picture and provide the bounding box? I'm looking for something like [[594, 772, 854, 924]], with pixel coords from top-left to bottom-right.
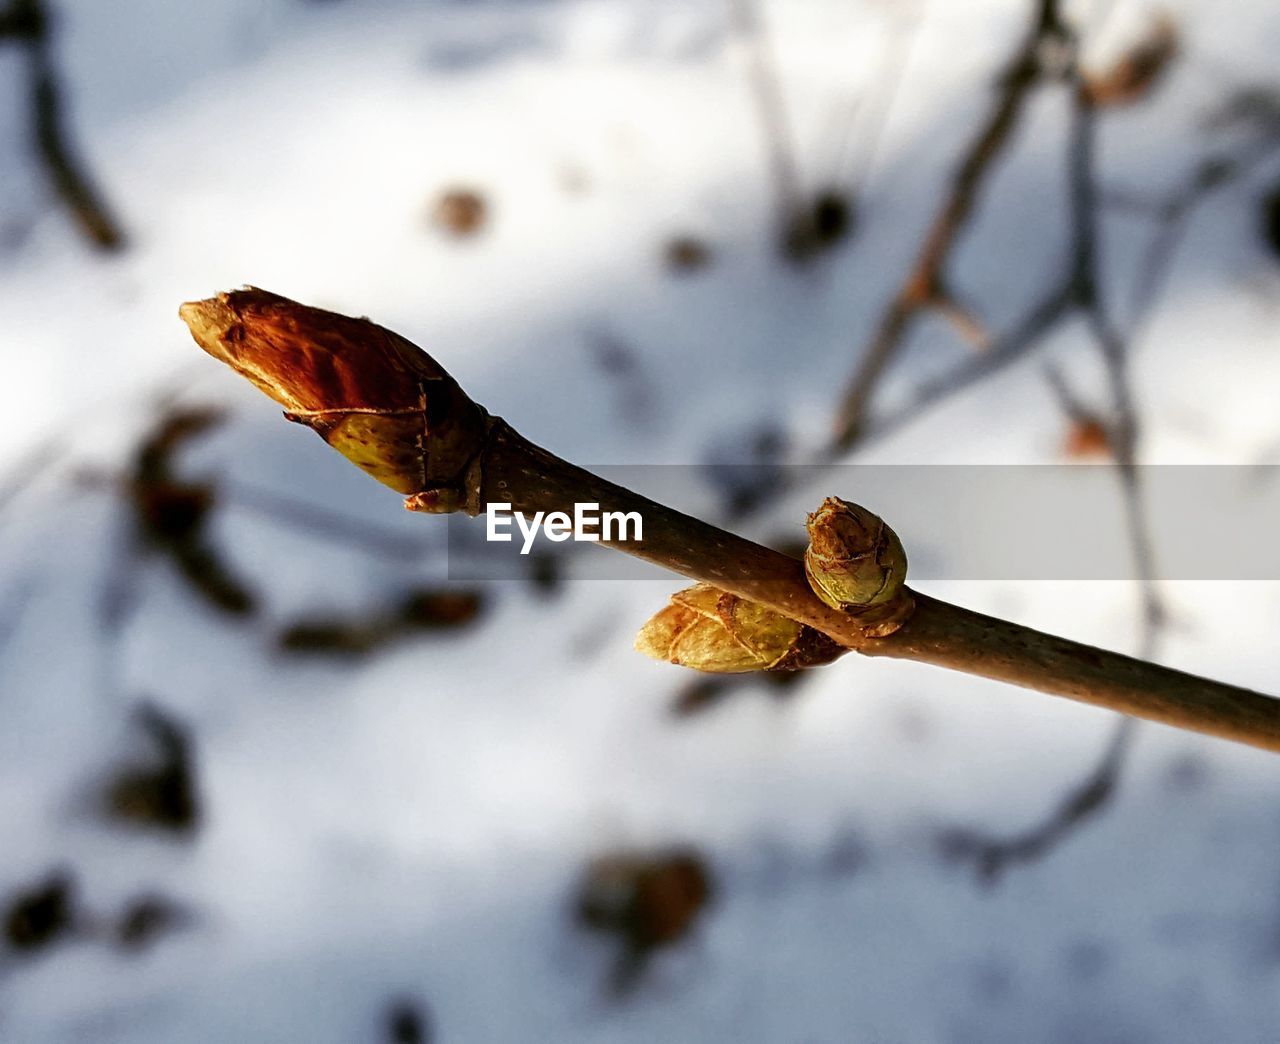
[[432, 187, 487, 237], [1084, 14, 1179, 108], [3, 869, 75, 953], [104, 702, 201, 835], [577, 848, 713, 992]]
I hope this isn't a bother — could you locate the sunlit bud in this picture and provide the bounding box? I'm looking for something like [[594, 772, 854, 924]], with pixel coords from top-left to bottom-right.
[[804, 496, 908, 611], [635, 583, 842, 674], [180, 288, 487, 500]]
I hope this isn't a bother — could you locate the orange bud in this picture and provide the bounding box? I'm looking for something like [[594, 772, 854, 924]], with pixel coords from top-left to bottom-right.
[[180, 288, 488, 499]]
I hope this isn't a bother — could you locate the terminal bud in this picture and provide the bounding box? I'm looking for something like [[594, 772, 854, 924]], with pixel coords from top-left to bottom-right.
[[180, 288, 488, 503]]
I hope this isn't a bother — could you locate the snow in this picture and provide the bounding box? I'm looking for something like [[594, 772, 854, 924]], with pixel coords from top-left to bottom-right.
[[2, 0, 1280, 1040]]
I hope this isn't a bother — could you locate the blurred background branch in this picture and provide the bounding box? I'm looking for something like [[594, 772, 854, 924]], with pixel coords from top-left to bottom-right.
[[1, 0, 124, 250]]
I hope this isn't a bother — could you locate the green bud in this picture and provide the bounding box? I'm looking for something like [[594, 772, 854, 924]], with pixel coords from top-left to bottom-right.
[[804, 497, 911, 633], [635, 583, 842, 674]]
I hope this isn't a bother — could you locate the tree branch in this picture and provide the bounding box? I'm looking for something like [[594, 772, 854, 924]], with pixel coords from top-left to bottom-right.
[[2, 0, 125, 250], [180, 288, 1280, 753], [938, 714, 1131, 885], [831, 0, 1065, 449]]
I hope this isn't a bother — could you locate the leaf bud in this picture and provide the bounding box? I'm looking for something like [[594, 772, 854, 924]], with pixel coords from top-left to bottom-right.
[[804, 496, 911, 634], [180, 288, 488, 503], [635, 583, 843, 674]]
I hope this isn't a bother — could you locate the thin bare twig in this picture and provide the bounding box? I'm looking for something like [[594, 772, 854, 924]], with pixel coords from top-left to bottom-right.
[[2, 0, 125, 250], [1125, 138, 1280, 329], [938, 716, 1132, 884], [1066, 79, 1167, 650], [831, 0, 1066, 448], [221, 480, 435, 561], [854, 105, 1280, 449], [728, 0, 864, 259], [858, 281, 1075, 445]]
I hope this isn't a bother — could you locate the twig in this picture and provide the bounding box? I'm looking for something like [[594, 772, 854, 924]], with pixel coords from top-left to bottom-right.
[[1066, 77, 1167, 650], [221, 480, 436, 561], [1125, 139, 1280, 330], [858, 281, 1075, 445], [851, 87, 1280, 451], [180, 289, 1280, 753], [2, 0, 124, 250], [938, 716, 1132, 884], [831, 0, 1066, 448]]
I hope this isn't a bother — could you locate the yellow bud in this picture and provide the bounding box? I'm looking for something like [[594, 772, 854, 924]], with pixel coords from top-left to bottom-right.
[[804, 496, 912, 634], [635, 583, 842, 674]]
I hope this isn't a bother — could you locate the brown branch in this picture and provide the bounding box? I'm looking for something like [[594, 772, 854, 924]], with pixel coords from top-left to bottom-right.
[[845, 41, 1271, 453], [1064, 80, 1167, 646], [180, 288, 1280, 753], [858, 280, 1076, 444], [831, 0, 1066, 449], [3, 0, 125, 250], [876, 592, 1273, 746]]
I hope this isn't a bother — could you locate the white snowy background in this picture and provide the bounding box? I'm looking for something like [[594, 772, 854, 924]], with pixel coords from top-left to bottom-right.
[[2, 0, 1280, 1040]]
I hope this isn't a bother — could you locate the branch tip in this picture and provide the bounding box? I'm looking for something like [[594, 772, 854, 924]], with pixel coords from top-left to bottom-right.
[[178, 287, 488, 499]]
